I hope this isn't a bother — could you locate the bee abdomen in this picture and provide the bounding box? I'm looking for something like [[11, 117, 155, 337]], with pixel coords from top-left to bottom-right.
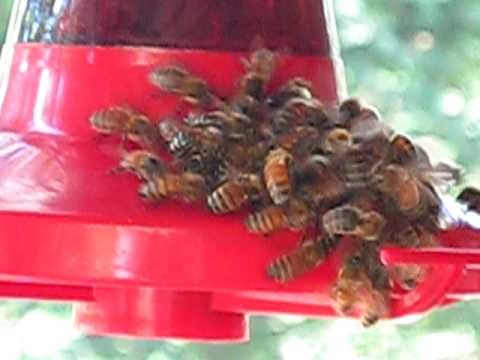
[[169, 131, 197, 159], [264, 148, 292, 205], [208, 182, 248, 214], [138, 175, 176, 202], [343, 157, 373, 189], [266, 240, 325, 283], [286, 198, 313, 230], [245, 206, 288, 234]]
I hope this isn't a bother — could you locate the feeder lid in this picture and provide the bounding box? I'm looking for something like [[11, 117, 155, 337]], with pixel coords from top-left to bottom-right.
[[15, 0, 336, 54]]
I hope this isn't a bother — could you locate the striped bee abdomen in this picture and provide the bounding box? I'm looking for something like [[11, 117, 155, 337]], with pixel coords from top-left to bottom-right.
[[264, 147, 293, 205], [245, 205, 288, 234], [207, 180, 249, 214], [267, 237, 338, 283]]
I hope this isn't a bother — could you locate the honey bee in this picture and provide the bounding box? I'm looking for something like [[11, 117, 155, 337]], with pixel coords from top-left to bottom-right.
[[293, 156, 346, 209], [388, 225, 439, 290], [245, 197, 313, 235], [388, 135, 462, 191], [159, 119, 224, 160], [331, 248, 390, 327], [457, 186, 480, 213], [149, 66, 225, 109], [238, 47, 277, 100], [180, 151, 230, 191], [375, 164, 441, 225], [264, 147, 293, 205], [266, 77, 314, 109], [342, 128, 390, 190], [138, 171, 207, 204], [281, 98, 331, 131], [346, 106, 383, 135], [267, 235, 340, 283], [225, 141, 269, 174], [245, 205, 288, 234], [388, 134, 417, 165], [184, 111, 253, 134], [207, 174, 265, 214], [230, 94, 264, 121], [273, 126, 320, 153], [323, 205, 386, 241], [113, 150, 165, 181], [286, 197, 315, 230], [89, 106, 160, 149]]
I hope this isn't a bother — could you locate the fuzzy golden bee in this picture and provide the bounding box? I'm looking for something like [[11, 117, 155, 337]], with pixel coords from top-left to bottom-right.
[[266, 77, 314, 109], [149, 66, 225, 109], [245, 205, 288, 235], [282, 98, 332, 130], [159, 118, 224, 161], [331, 249, 390, 327], [238, 48, 277, 100], [245, 197, 313, 235], [264, 147, 293, 205], [323, 205, 386, 241], [90, 106, 160, 149], [138, 171, 207, 204], [267, 236, 340, 283], [375, 164, 440, 224], [207, 174, 265, 214], [113, 150, 165, 181]]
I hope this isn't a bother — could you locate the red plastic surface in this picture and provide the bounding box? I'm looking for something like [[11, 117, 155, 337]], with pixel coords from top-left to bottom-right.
[[0, 43, 344, 341], [74, 289, 248, 342], [0, 42, 479, 340]]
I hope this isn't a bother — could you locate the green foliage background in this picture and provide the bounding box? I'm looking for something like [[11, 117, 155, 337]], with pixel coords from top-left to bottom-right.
[[1, 1, 480, 359]]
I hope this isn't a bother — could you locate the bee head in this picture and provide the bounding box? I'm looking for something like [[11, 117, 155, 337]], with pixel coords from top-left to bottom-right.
[[89, 111, 105, 129], [390, 134, 416, 164], [325, 128, 353, 154]]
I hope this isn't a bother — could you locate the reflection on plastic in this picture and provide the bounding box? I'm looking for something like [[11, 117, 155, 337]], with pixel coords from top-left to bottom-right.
[[0, 132, 66, 208]]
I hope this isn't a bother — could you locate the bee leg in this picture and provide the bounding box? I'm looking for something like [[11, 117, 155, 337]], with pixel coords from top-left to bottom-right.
[[298, 232, 309, 245], [108, 166, 127, 176], [361, 290, 388, 327], [361, 313, 379, 327], [211, 95, 230, 112]]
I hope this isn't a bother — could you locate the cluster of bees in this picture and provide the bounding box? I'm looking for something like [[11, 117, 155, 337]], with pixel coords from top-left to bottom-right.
[[90, 48, 472, 326]]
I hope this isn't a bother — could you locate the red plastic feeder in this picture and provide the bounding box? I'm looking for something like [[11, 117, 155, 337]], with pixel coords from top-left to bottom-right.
[[0, 0, 479, 342]]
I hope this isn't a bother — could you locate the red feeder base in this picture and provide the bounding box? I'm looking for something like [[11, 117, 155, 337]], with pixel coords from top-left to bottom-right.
[[0, 43, 479, 341], [74, 289, 248, 342]]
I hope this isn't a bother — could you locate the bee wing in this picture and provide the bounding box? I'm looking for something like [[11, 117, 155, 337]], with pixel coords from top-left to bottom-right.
[[413, 160, 463, 192], [116, 104, 140, 114]]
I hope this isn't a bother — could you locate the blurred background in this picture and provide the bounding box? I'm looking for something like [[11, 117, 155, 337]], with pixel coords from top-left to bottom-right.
[[1, 0, 480, 359]]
